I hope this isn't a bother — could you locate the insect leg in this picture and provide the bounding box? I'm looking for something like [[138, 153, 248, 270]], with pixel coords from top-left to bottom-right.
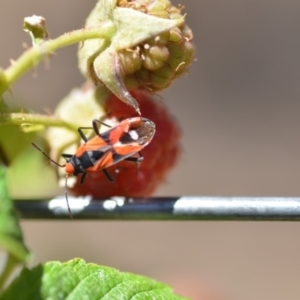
[[78, 120, 112, 141], [124, 151, 143, 174], [102, 168, 114, 182], [124, 156, 143, 163], [80, 172, 87, 184], [92, 119, 112, 136], [62, 154, 73, 157], [77, 126, 93, 142], [124, 151, 144, 163], [64, 175, 73, 219], [61, 153, 73, 162]]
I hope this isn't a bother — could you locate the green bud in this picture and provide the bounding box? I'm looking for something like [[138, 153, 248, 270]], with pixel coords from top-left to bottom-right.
[[23, 15, 48, 46]]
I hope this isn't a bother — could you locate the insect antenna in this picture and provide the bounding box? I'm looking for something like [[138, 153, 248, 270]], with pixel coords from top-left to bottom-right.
[[32, 143, 73, 217], [64, 175, 73, 218], [32, 142, 66, 168]]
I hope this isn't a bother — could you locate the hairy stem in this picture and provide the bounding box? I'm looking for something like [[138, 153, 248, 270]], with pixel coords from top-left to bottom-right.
[[0, 112, 77, 131], [0, 24, 115, 95]]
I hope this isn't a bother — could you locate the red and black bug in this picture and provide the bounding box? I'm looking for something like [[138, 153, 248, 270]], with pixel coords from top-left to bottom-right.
[[32, 117, 156, 217]]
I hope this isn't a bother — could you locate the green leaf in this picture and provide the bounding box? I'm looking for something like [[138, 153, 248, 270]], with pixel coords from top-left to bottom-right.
[[1, 258, 189, 300], [0, 166, 30, 262], [6, 144, 58, 199], [0, 125, 37, 165], [0, 100, 38, 165]]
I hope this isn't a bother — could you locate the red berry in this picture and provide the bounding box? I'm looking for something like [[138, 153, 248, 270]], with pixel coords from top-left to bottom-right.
[[70, 90, 181, 198]]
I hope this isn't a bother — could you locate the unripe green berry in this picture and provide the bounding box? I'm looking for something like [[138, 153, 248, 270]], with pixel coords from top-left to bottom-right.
[[78, 0, 195, 113]]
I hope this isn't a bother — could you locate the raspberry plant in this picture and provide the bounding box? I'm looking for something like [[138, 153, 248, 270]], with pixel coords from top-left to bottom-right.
[[0, 0, 194, 298]]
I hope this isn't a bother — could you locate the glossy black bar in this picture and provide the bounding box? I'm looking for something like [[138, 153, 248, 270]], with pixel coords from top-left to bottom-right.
[[14, 196, 300, 220]]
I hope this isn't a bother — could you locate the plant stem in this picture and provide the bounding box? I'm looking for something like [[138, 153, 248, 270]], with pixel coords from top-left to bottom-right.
[[0, 112, 77, 131], [0, 24, 114, 96], [0, 254, 19, 292]]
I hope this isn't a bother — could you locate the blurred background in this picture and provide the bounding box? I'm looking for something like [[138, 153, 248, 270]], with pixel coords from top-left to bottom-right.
[[1, 0, 300, 299]]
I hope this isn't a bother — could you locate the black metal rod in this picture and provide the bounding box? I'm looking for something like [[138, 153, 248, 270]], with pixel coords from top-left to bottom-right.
[[14, 196, 300, 220]]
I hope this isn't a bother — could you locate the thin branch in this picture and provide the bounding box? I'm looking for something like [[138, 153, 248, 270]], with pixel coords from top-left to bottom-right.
[[0, 112, 78, 131], [0, 25, 114, 95]]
